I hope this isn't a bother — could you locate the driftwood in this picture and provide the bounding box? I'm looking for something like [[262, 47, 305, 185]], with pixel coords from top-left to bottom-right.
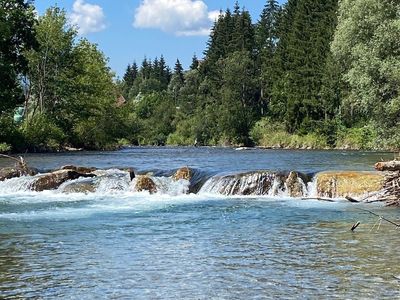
[[345, 196, 360, 203], [351, 221, 360, 231], [375, 160, 400, 172], [360, 208, 400, 228], [301, 197, 335, 202], [0, 154, 28, 171]]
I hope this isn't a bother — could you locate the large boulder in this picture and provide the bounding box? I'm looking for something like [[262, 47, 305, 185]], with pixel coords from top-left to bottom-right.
[[30, 170, 96, 192], [285, 171, 305, 197], [134, 175, 157, 194], [316, 171, 385, 198], [173, 167, 193, 181], [0, 166, 38, 181]]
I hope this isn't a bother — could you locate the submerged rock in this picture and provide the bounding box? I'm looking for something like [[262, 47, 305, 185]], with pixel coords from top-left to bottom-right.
[[30, 170, 96, 192], [316, 171, 385, 198], [60, 165, 97, 174], [173, 167, 193, 181], [62, 179, 96, 194], [134, 175, 157, 194]]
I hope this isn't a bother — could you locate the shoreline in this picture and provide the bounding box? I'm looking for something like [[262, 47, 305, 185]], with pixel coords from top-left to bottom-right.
[[1, 144, 398, 155]]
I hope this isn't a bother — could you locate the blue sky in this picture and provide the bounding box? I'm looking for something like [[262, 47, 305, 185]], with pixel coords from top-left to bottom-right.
[[35, 0, 284, 78]]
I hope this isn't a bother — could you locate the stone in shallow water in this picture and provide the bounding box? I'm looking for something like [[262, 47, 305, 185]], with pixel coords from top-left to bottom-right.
[[30, 170, 96, 191], [285, 171, 305, 198], [62, 179, 96, 194], [134, 175, 157, 194], [172, 167, 193, 181], [316, 171, 385, 198]]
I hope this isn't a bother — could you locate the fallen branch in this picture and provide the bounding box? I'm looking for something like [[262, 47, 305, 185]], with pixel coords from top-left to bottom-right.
[[345, 196, 360, 203], [301, 197, 335, 202], [359, 208, 400, 228], [351, 221, 360, 231], [0, 154, 29, 173]]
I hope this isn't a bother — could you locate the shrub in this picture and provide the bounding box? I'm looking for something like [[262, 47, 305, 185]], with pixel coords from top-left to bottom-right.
[[336, 124, 378, 150], [21, 114, 65, 151], [250, 118, 328, 149], [0, 143, 11, 153]]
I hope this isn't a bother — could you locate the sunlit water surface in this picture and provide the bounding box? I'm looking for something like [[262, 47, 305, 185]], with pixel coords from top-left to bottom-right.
[[0, 147, 399, 299]]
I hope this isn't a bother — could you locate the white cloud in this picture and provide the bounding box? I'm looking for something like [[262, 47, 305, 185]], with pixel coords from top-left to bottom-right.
[[133, 0, 221, 36], [70, 0, 106, 35]]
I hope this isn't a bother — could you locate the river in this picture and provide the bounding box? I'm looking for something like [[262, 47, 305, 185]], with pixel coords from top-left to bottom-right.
[[0, 147, 399, 299]]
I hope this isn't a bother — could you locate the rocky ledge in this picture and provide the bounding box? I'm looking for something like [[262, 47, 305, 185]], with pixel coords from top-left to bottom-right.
[[0, 161, 399, 205]]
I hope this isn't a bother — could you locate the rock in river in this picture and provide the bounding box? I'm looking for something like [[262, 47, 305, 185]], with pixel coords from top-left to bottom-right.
[[285, 171, 305, 197], [0, 167, 38, 181], [134, 175, 157, 194], [30, 169, 96, 192], [173, 167, 193, 181], [316, 171, 385, 198]]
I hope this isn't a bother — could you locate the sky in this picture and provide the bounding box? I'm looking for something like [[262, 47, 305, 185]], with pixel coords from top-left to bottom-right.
[[35, 0, 285, 78]]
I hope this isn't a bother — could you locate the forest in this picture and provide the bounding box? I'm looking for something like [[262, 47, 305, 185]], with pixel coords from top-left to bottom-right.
[[1, 0, 399, 152]]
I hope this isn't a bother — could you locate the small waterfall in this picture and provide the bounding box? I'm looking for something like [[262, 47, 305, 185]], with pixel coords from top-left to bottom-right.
[[199, 171, 287, 196], [0, 175, 39, 193], [58, 169, 132, 194], [151, 177, 190, 196], [0, 167, 313, 198]]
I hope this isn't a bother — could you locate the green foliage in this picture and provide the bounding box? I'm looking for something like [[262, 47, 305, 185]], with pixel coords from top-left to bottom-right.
[[2, 1, 398, 152], [0, 143, 11, 153], [336, 125, 378, 150], [0, 0, 36, 113], [250, 118, 328, 149], [21, 114, 65, 151], [331, 0, 400, 147], [0, 114, 25, 151]]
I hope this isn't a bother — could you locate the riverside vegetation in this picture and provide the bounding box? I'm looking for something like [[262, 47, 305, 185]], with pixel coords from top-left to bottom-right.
[[0, 0, 399, 152]]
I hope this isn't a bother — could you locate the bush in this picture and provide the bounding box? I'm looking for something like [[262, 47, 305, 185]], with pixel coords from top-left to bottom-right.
[[0, 143, 11, 153], [336, 125, 378, 150], [250, 118, 328, 149], [0, 114, 25, 151], [21, 114, 65, 151]]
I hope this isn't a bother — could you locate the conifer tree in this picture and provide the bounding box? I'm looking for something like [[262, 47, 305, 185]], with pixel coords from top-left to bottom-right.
[[174, 59, 184, 84], [190, 54, 199, 70]]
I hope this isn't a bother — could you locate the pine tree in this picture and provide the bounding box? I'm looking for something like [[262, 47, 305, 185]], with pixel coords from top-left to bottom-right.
[[271, 0, 339, 132], [255, 0, 281, 116], [190, 54, 199, 70], [174, 59, 184, 84], [256, 0, 280, 54]]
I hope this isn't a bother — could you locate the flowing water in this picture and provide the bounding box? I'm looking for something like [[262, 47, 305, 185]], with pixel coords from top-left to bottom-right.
[[0, 147, 399, 299]]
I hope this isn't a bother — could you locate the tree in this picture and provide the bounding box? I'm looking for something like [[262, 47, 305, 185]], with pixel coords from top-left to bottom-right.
[[255, 0, 281, 115], [331, 0, 400, 148], [25, 7, 76, 116], [190, 54, 199, 70], [0, 0, 36, 113], [217, 50, 258, 145], [173, 59, 184, 83], [271, 0, 338, 132]]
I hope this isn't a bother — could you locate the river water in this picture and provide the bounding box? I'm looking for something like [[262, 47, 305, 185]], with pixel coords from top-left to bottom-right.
[[0, 147, 399, 299]]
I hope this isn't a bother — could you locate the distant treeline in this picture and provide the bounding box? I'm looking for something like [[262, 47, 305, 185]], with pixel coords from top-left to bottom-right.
[[1, 0, 399, 152]]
